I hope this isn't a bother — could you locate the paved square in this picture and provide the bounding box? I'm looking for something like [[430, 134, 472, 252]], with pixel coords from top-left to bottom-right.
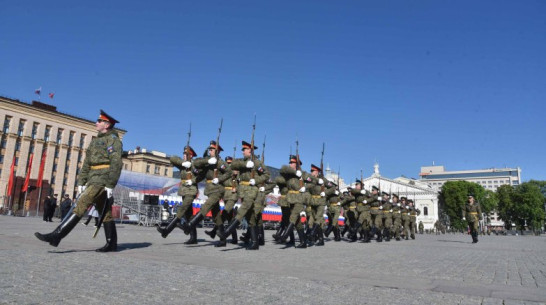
[[1, 216, 545, 304]]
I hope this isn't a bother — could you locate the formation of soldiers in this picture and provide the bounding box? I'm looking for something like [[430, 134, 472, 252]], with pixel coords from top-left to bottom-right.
[[157, 138, 422, 250]]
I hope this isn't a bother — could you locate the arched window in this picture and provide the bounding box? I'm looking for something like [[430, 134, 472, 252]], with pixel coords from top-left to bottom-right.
[[424, 206, 428, 216]]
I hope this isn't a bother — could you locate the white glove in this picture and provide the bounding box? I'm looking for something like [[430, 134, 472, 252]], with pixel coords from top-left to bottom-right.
[[390, 209, 393, 212], [212, 178, 219, 184], [320, 192, 326, 197], [406, 206, 409, 209], [363, 200, 367, 204], [299, 211, 306, 217], [379, 206, 383, 210], [105, 187, 113, 198], [318, 178, 324, 185], [246, 160, 254, 168], [462, 217, 466, 221], [397, 203, 401, 207], [299, 186, 306, 193], [335, 190, 339, 195], [296, 170, 302, 177], [182, 161, 192, 168], [389, 199, 393, 203], [361, 190, 366, 195], [259, 186, 265, 192], [208, 157, 217, 165], [249, 179, 256, 186], [337, 202, 341, 206], [185, 180, 193, 186], [77, 185, 86, 195]]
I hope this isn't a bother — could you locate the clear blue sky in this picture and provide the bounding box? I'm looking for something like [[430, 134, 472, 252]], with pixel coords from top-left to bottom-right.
[[1, 1, 545, 182]]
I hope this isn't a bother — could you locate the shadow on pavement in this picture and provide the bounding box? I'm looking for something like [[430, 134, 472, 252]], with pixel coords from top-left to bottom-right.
[[117, 242, 153, 251], [436, 240, 468, 244]]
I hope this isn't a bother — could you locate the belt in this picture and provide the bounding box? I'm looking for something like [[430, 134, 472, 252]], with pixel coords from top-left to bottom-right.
[[371, 207, 379, 210], [280, 195, 286, 198], [383, 211, 391, 214], [311, 195, 321, 199], [239, 181, 251, 186], [225, 187, 234, 190], [288, 190, 299, 194], [206, 180, 213, 184], [469, 212, 478, 215], [90, 164, 110, 170], [330, 203, 339, 206]]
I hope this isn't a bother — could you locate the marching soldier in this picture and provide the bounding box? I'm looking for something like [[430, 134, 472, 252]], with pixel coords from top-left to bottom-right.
[[277, 155, 311, 248], [408, 199, 420, 240], [324, 179, 341, 241], [339, 187, 355, 239], [253, 178, 276, 246], [381, 192, 393, 241], [369, 186, 383, 242], [210, 156, 239, 244], [391, 194, 403, 241], [351, 181, 372, 242], [462, 194, 482, 243], [272, 175, 295, 244], [156, 145, 202, 244], [182, 141, 232, 247], [306, 164, 335, 246], [400, 197, 410, 240], [217, 141, 270, 250], [35, 110, 122, 252]]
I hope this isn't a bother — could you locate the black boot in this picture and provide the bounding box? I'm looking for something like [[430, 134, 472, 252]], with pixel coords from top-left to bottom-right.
[[184, 213, 204, 235], [35, 213, 81, 247], [340, 225, 348, 237], [295, 228, 307, 248], [385, 230, 391, 242], [307, 224, 318, 246], [333, 227, 341, 241], [184, 227, 198, 244], [362, 229, 370, 243], [217, 219, 240, 240], [315, 227, 325, 246], [230, 228, 238, 244], [272, 224, 284, 241], [247, 226, 259, 250], [279, 222, 294, 243], [324, 224, 333, 238], [377, 230, 383, 242], [240, 228, 250, 243], [96, 221, 117, 252], [287, 230, 296, 245], [258, 225, 265, 246], [215, 225, 227, 247], [157, 217, 180, 238], [205, 226, 217, 239]]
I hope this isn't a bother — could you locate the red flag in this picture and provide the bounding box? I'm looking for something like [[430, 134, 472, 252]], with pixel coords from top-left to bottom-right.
[[7, 155, 16, 196], [37, 149, 47, 188], [35, 87, 41, 95], [48, 92, 55, 99], [21, 154, 34, 192]]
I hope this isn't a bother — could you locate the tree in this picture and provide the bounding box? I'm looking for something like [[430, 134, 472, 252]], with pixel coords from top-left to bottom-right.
[[497, 185, 515, 230], [497, 181, 545, 232], [439, 181, 486, 231]]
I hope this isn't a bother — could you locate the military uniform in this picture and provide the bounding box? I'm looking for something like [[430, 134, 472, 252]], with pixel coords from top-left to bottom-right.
[[220, 156, 239, 244], [35, 110, 122, 252], [217, 141, 270, 250], [352, 183, 372, 242], [253, 178, 276, 245], [277, 155, 311, 248], [369, 186, 383, 241], [324, 181, 341, 241], [391, 194, 403, 241], [339, 189, 355, 239], [305, 164, 336, 246], [381, 192, 393, 241], [408, 200, 420, 240], [184, 141, 232, 247], [272, 176, 295, 244], [157, 146, 203, 244], [462, 195, 482, 243]]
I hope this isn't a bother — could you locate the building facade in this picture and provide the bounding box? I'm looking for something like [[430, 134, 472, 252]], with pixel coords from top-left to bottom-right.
[[122, 147, 173, 178], [419, 165, 522, 228], [0, 96, 126, 215]]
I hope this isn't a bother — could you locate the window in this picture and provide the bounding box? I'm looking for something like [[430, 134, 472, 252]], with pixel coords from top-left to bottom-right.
[[0, 155, 3, 164], [164, 169, 168, 176], [0, 137, 6, 149], [66, 150, 71, 161], [488, 181, 492, 184], [15, 157, 19, 166], [31, 123, 39, 139], [79, 134, 86, 148], [44, 126, 51, 141], [29, 143, 35, 154], [146, 165, 150, 173], [2, 116, 11, 133], [512, 181, 519, 185], [17, 120, 25, 136], [154, 165, 159, 175], [54, 147, 59, 158], [424, 206, 428, 216], [56, 129, 63, 144], [52, 164, 57, 172], [68, 131, 75, 147], [51, 175, 55, 184], [15, 140, 21, 151]]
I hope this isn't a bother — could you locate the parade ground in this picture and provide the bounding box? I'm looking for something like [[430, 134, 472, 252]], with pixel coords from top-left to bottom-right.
[[1, 216, 545, 305]]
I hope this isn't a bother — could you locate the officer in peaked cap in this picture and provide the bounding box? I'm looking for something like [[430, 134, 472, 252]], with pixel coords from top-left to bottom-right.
[[462, 193, 482, 243], [36, 109, 122, 252], [391, 193, 403, 241]]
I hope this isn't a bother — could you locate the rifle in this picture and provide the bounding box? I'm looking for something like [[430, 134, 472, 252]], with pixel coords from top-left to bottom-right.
[[261, 134, 266, 164], [250, 114, 256, 179], [360, 168, 363, 189], [337, 166, 341, 191], [93, 194, 113, 238], [185, 123, 192, 181], [296, 136, 303, 187], [320, 143, 325, 192], [213, 118, 223, 178], [231, 140, 237, 193]]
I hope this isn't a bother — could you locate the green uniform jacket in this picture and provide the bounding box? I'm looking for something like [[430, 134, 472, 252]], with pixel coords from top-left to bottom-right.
[[391, 201, 403, 218], [307, 176, 336, 205], [170, 155, 203, 197], [231, 157, 270, 200], [193, 157, 233, 196], [275, 175, 289, 207], [279, 165, 310, 205], [78, 129, 123, 188], [462, 202, 482, 223], [351, 189, 371, 211]]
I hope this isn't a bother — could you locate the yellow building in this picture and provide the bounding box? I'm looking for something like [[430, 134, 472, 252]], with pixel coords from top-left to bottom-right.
[[0, 96, 126, 215], [122, 147, 173, 178]]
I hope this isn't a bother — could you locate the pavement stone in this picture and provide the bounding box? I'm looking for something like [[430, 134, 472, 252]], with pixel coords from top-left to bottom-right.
[[1, 215, 545, 305]]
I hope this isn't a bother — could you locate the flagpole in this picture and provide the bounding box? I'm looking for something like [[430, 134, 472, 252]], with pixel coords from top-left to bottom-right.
[[35, 148, 46, 217]]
